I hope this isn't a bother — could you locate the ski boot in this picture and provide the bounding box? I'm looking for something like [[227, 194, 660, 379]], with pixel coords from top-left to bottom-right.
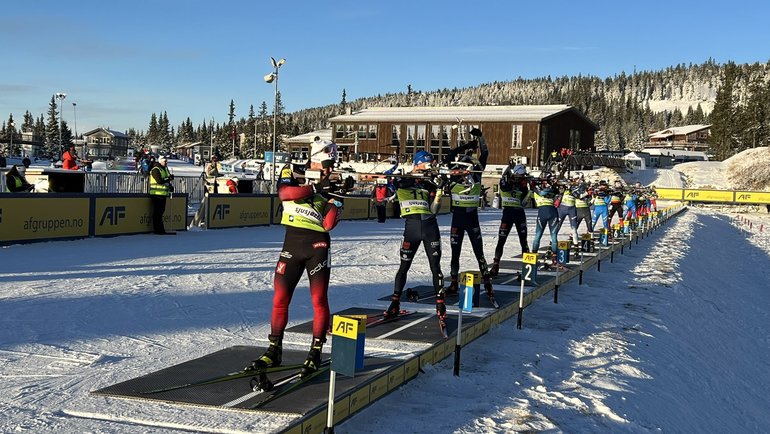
[[246, 334, 282, 371], [300, 337, 324, 378], [445, 276, 459, 296], [489, 259, 500, 278], [435, 290, 447, 321], [383, 294, 401, 319]]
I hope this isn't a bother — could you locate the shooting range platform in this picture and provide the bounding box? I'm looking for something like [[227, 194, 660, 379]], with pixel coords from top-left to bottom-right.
[[87, 208, 682, 434]]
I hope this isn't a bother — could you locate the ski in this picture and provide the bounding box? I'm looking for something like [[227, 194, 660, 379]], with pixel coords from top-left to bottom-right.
[[368, 309, 415, 327], [248, 360, 331, 409], [486, 292, 500, 309], [139, 363, 306, 395], [438, 315, 448, 338]]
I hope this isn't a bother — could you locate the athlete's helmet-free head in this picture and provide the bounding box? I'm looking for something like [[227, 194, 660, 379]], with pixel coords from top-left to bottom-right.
[[413, 150, 433, 167]]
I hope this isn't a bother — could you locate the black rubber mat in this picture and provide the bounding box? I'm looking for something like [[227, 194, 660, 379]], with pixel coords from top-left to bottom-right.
[[92, 346, 394, 414], [286, 307, 481, 343]]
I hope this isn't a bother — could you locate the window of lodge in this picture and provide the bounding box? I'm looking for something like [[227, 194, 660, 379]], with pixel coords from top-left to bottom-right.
[[511, 124, 522, 149]]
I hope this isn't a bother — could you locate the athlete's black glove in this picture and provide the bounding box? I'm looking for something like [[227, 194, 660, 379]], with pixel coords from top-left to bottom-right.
[[469, 127, 482, 137]]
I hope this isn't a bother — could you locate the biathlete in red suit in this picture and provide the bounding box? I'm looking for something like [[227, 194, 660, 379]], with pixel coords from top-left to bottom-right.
[[248, 140, 344, 378]]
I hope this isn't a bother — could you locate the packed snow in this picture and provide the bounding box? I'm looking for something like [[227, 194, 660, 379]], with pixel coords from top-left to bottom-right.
[[2, 156, 770, 433]]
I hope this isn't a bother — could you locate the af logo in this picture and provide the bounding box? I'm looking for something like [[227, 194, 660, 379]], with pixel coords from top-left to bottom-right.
[[213, 204, 230, 220], [99, 206, 126, 225]]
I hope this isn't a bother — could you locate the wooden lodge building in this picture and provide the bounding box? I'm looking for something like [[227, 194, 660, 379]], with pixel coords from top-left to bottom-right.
[[327, 105, 599, 168]]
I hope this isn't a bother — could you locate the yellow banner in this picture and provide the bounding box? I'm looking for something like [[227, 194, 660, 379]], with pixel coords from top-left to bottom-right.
[[94, 197, 185, 235], [655, 188, 683, 200], [0, 197, 89, 241], [734, 191, 770, 204], [684, 189, 734, 202], [207, 196, 271, 228], [340, 197, 370, 220], [332, 315, 363, 339], [522, 252, 538, 264]]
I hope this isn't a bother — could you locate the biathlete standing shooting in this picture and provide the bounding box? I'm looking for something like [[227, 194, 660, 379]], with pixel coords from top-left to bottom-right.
[[384, 151, 447, 328], [442, 127, 497, 306], [248, 140, 346, 378], [490, 162, 531, 276]]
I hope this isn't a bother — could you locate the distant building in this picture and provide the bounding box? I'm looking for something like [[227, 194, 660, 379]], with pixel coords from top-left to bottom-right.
[[327, 105, 599, 167], [82, 128, 131, 158], [645, 148, 708, 165], [174, 142, 214, 166], [284, 128, 332, 161], [647, 124, 711, 152]]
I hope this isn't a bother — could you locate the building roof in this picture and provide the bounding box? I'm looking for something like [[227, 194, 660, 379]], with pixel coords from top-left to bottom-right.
[[649, 124, 711, 139], [285, 128, 332, 144], [644, 148, 708, 158], [328, 105, 598, 129], [82, 127, 129, 138]]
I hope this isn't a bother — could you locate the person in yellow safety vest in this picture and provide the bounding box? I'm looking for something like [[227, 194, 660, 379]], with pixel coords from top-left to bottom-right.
[[247, 140, 348, 380], [383, 150, 447, 323], [148, 156, 175, 235], [5, 165, 34, 192]]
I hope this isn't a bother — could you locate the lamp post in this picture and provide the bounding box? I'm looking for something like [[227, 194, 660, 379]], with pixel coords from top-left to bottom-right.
[[55, 92, 67, 158], [264, 57, 285, 193], [72, 102, 79, 154]]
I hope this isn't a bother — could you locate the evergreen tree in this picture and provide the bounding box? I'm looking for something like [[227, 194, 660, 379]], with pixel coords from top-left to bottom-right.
[[45, 95, 61, 158], [147, 113, 159, 147], [228, 99, 236, 158], [340, 88, 347, 114], [23, 111, 34, 133], [257, 101, 270, 156], [710, 62, 739, 159]]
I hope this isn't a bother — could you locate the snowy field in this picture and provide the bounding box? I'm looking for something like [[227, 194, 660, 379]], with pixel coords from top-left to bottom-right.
[[2, 163, 770, 433]]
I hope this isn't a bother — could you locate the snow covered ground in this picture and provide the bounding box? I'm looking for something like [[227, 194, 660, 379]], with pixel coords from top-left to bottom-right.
[[2, 208, 769, 433], [2, 160, 770, 433]]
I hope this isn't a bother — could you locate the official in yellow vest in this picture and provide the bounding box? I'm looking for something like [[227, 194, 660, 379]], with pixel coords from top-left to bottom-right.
[[149, 156, 175, 235]]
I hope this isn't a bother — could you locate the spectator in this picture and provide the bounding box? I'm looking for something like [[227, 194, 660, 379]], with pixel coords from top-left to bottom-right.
[[22, 156, 31, 168], [205, 156, 220, 178], [62, 145, 80, 170], [0, 152, 6, 168], [226, 177, 239, 194], [5, 165, 34, 192]]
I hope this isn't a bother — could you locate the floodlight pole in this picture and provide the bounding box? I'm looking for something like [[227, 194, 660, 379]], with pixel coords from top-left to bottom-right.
[[55, 92, 67, 158], [265, 57, 284, 193]]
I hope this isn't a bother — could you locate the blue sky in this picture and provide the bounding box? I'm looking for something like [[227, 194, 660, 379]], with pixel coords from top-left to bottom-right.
[[1, 0, 768, 135]]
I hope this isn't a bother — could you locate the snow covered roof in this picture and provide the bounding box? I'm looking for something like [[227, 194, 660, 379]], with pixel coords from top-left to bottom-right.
[[82, 127, 129, 138], [329, 105, 597, 128], [649, 124, 711, 139], [645, 148, 708, 158], [285, 128, 332, 144]]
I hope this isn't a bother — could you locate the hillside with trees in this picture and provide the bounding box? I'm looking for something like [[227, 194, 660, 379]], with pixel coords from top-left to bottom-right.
[[3, 60, 768, 161]]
